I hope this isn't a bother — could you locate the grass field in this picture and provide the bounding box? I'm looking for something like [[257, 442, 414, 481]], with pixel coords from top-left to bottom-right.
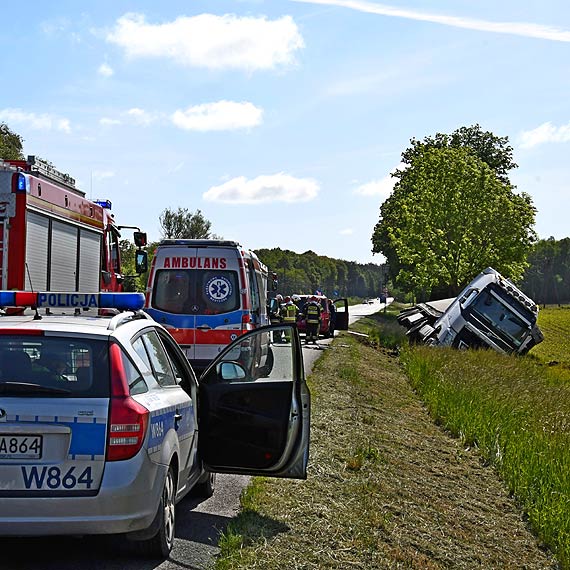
[[529, 306, 570, 381], [214, 307, 560, 569]]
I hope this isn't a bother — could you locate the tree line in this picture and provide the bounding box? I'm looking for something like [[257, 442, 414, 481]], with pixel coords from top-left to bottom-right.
[[521, 237, 570, 305], [254, 248, 387, 298]]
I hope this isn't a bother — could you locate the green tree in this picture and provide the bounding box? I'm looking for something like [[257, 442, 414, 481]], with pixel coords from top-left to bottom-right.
[[400, 124, 517, 185], [372, 146, 536, 299], [119, 239, 159, 292], [0, 123, 24, 160], [159, 207, 218, 239]]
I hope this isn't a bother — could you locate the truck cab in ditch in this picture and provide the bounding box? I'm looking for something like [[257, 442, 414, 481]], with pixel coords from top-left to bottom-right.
[[398, 267, 544, 355]]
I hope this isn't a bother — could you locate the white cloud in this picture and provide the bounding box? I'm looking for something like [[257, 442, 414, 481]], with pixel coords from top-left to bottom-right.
[[340, 228, 353, 235], [92, 170, 115, 180], [99, 117, 122, 126], [203, 173, 319, 204], [519, 122, 570, 149], [293, 0, 570, 42], [98, 63, 114, 77], [353, 162, 405, 198], [106, 13, 304, 71], [126, 107, 158, 126], [0, 108, 71, 133], [171, 101, 263, 131]]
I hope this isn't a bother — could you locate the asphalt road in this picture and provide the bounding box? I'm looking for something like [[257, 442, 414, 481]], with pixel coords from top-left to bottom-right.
[[3, 300, 390, 570]]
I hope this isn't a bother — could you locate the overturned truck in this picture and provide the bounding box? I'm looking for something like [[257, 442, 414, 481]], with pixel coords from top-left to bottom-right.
[[398, 267, 544, 355]]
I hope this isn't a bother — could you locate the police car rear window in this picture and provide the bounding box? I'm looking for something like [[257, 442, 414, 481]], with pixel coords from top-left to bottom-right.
[[0, 337, 109, 397], [153, 269, 240, 315]]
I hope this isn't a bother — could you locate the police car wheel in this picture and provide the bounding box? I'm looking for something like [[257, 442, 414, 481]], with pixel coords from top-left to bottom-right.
[[139, 466, 177, 558], [192, 471, 216, 498]]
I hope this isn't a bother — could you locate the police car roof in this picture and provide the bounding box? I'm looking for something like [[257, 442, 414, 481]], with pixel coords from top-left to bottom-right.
[[0, 312, 151, 336]]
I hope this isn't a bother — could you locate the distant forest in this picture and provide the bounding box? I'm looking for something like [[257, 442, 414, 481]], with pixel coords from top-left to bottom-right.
[[256, 237, 570, 304], [254, 248, 388, 299], [521, 237, 570, 305]]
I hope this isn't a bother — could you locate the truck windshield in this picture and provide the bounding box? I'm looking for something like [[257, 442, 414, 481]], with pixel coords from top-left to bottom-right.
[[153, 269, 240, 315], [469, 289, 531, 348]]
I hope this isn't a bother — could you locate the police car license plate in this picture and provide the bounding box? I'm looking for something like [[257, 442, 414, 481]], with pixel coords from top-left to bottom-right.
[[0, 435, 42, 459]]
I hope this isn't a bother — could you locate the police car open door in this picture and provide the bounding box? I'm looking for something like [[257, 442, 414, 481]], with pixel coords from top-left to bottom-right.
[[198, 324, 309, 479]]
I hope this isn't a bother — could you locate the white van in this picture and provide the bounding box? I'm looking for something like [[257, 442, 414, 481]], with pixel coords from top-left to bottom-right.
[[145, 239, 276, 371]]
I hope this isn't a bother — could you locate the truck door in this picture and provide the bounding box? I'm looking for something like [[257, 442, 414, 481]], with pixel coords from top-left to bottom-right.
[[199, 324, 309, 478]]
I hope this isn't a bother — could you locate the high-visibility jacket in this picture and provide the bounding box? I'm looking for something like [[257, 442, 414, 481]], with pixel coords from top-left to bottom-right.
[[305, 302, 321, 324], [282, 302, 298, 323]]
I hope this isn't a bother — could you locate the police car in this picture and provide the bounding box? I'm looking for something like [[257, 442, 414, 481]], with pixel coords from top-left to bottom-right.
[[0, 291, 309, 557]]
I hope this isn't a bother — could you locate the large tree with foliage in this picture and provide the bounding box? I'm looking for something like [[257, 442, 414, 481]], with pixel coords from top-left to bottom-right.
[[372, 144, 536, 299], [0, 123, 24, 160], [159, 207, 218, 239], [399, 124, 517, 185]]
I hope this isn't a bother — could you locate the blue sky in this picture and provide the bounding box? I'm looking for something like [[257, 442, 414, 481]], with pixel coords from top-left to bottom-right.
[[1, 0, 569, 264]]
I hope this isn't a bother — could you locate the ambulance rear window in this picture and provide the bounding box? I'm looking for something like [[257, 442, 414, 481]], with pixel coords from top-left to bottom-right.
[[153, 269, 240, 315], [0, 337, 109, 397]]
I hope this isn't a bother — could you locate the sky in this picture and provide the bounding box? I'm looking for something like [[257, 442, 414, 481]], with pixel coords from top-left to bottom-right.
[[0, 0, 569, 265]]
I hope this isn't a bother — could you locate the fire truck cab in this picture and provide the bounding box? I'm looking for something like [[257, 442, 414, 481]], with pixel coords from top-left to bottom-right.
[[0, 156, 146, 295]]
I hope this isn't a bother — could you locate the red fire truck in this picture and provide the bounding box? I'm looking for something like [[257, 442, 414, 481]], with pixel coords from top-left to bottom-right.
[[0, 156, 146, 294]]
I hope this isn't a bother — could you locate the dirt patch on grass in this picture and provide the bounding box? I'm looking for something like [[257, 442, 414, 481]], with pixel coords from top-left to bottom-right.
[[217, 335, 559, 569]]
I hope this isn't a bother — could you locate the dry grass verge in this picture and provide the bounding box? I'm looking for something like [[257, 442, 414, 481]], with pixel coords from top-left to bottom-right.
[[216, 333, 558, 569]]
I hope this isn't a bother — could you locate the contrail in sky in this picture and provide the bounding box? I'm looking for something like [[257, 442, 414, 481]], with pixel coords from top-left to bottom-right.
[[292, 0, 570, 42]]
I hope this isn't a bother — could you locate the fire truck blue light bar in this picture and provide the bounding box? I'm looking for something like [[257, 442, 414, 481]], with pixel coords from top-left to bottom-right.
[[17, 174, 27, 191], [93, 199, 112, 210], [0, 292, 144, 311]]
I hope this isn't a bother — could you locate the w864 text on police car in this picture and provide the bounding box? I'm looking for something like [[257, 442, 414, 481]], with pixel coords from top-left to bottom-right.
[[21, 465, 94, 490], [0, 291, 309, 558]]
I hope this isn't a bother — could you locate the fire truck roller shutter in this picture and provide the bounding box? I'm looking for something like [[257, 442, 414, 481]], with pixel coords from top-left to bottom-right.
[[50, 220, 78, 291], [78, 229, 101, 291], [25, 212, 49, 290]]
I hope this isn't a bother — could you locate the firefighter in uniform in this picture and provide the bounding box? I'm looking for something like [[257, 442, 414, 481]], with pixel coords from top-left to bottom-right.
[[281, 296, 299, 343], [270, 294, 284, 343], [305, 296, 322, 344]]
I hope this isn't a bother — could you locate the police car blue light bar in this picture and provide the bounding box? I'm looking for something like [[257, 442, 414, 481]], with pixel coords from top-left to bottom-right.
[[0, 291, 144, 311]]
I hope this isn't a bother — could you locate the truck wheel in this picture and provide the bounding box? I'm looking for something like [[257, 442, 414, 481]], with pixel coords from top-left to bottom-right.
[[137, 466, 177, 558]]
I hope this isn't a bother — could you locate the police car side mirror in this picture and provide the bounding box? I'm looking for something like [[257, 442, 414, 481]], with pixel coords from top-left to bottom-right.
[[135, 250, 148, 274], [218, 362, 246, 381]]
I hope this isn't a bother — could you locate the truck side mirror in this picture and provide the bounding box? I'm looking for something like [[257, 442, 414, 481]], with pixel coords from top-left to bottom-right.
[[135, 250, 148, 274], [133, 232, 147, 248]]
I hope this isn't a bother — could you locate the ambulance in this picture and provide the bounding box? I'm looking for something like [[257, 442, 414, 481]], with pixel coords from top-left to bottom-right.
[[144, 239, 276, 371]]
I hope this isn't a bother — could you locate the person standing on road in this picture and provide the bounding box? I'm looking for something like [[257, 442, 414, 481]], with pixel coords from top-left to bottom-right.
[[270, 294, 284, 342], [281, 296, 298, 343], [305, 296, 322, 344], [328, 299, 337, 338]]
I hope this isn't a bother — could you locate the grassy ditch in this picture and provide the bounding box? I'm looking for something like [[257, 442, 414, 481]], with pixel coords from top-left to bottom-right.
[[402, 347, 570, 566], [215, 323, 556, 568]]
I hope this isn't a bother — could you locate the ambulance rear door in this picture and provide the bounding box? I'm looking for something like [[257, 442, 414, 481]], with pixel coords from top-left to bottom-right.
[[193, 246, 244, 367], [146, 245, 199, 361]]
